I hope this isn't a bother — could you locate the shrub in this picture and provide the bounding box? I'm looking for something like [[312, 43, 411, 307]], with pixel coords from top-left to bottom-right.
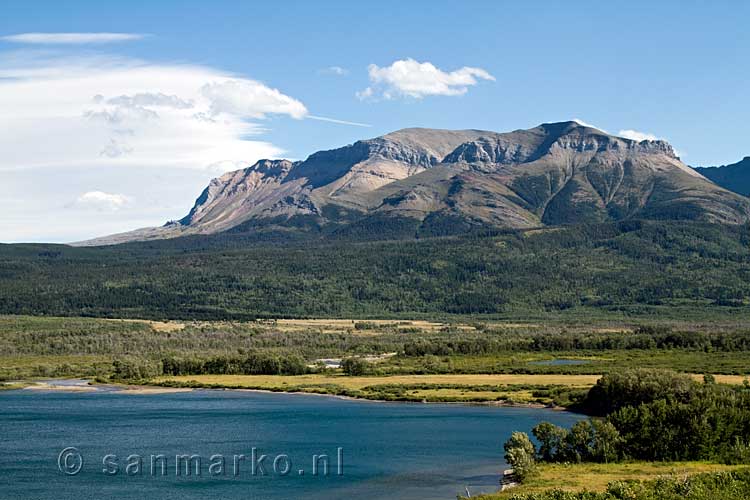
[[504, 431, 537, 482], [341, 357, 369, 376]]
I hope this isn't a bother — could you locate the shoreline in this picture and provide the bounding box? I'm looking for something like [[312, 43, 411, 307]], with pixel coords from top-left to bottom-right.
[[6, 378, 569, 410]]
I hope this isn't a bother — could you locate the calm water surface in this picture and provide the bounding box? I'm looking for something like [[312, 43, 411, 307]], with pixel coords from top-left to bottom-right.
[[0, 389, 582, 500]]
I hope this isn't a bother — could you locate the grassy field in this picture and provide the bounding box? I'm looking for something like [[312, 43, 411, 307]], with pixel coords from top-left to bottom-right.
[[477, 461, 746, 498], [1, 314, 748, 400], [151, 373, 599, 403], [150, 373, 748, 404]]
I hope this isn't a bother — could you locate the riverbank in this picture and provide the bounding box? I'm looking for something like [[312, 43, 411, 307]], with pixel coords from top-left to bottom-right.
[[148, 373, 599, 406], [4, 375, 578, 408], [7, 372, 748, 407], [9, 378, 195, 395]]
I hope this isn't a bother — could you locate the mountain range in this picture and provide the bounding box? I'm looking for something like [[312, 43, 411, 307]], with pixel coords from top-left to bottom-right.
[[80, 121, 750, 245], [694, 157, 750, 197]]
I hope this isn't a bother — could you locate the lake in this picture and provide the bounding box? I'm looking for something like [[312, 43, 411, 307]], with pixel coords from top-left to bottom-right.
[[0, 388, 582, 500]]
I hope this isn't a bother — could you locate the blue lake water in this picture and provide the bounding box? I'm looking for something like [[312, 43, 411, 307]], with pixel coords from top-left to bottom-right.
[[0, 389, 582, 500]]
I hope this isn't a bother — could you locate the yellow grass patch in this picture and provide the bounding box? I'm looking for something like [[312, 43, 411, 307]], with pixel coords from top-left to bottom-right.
[[689, 374, 748, 384], [482, 461, 745, 498], [153, 373, 602, 390]]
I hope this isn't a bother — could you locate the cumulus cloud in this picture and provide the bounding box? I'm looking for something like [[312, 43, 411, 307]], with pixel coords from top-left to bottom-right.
[[618, 129, 660, 142], [72, 191, 132, 211], [0, 52, 303, 171], [1, 32, 146, 44], [357, 58, 495, 99], [201, 79, 308, 119]]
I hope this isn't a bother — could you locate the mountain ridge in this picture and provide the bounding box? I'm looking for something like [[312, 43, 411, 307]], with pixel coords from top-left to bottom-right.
[[77, 121, 750, 246], [694, 157, 750, 196]]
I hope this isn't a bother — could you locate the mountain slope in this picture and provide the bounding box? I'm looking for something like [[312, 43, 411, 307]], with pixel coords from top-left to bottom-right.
[[695, 157, 750, 196], [78, 122, 750, 246]]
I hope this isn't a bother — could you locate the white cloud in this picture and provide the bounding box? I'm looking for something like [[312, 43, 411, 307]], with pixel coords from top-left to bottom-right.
[[572, 118, 607, 132], [357, 58, 495, 99], [320, 66, 348, 76], [617, 129, 683, 158], [99, 138, 134, 158], [72, 191, 132, 211], [307, 115, 371, 127], [1, 33, 146, 44], [106, 92, 194, 109], [0, 50, 367, 241], [1, 165, 214, 242], [618, 129, 660, 142], [0, 52, 303, 171], [201, 79, 308, 119]]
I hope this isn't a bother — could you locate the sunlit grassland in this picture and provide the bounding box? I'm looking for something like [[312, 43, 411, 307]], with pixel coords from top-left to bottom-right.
[[151, 373, 598, 403], [476, 462, 747, 498], [150, 373, 747, 403], [153, 373, 603, 388], [1, 314, 748, 392]]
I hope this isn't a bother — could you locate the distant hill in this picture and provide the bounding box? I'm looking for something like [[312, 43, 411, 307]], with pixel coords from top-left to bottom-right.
[[79, 121, 750, 246], [694, 157, 750, 196], [5, 221, 750, 320]]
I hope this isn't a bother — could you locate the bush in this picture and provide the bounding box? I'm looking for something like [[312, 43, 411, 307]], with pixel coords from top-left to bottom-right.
[[504, 431, 538, 482], [341, 357, 369, 376]]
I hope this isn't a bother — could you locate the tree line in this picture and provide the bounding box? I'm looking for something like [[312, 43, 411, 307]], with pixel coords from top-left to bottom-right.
[[403, 327, 750, 356], [503, 368, 750, 481], [1, 220, 749, 320], [111, 352, 308, 380]]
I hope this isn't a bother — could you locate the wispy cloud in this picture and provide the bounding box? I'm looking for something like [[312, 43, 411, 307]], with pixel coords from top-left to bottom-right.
[[357, 58, 494, 100], [618, 129, 659, 142], [1, 32, 147, 44], [307, 115, 371, 127], [319, 66, 349, 76], [572, 118, 607, 133], [0, 52, 305, 171]]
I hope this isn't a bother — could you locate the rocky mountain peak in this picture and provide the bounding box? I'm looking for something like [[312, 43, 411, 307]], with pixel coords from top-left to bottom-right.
[[77, 122, 750, 246]]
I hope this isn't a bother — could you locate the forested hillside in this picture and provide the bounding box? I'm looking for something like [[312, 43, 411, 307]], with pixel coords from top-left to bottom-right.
[[1, 220, 749, 320]]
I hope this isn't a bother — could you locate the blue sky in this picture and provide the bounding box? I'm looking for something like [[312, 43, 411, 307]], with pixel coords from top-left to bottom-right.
[[1, 0, 748, 242]]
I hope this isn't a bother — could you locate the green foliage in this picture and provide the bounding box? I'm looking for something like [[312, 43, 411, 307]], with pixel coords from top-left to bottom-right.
[[341, 357, 369, 376], [589, 420, 623, 464], [497, 469, 750, 500], [111, 358, 161, 381], [532, 422, 569, 462], [1, 221, 749, 320], [161, 353, 308, 376], [583, 369, 750, 462], [583, 369, 698, 416], [532, 420, 622, 464], [522, 369, 750, 466], [722, 438, 750, 465], [504, 432, 538, 481]]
